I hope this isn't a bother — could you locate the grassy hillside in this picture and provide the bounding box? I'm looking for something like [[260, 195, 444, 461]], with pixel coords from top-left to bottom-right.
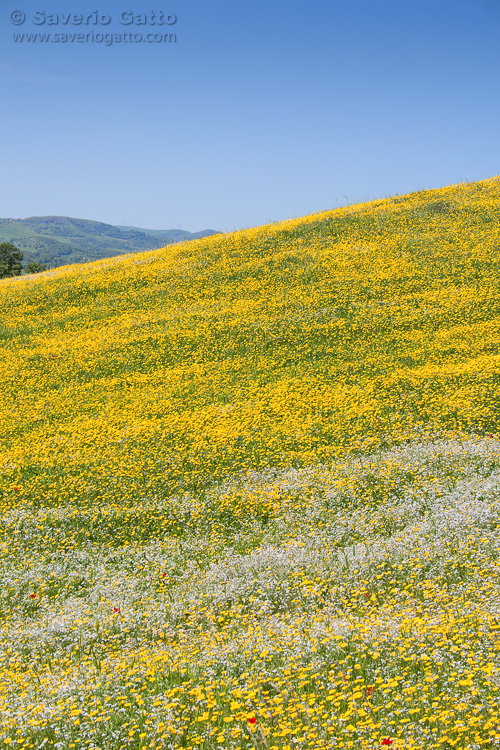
[[0, 177, 499, 750], [0, 216, 219, 270]]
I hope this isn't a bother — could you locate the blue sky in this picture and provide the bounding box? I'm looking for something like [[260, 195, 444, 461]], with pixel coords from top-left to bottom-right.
[[1, 0, 499, 232]]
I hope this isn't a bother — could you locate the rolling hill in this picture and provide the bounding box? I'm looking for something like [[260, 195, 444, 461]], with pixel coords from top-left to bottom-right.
[[0, 215, 219, 270], [0, 177, 499, 749]]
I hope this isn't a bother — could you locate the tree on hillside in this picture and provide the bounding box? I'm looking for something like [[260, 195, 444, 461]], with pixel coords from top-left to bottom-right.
[[0, 242, 23, 278], [24, 261, 47, 274]]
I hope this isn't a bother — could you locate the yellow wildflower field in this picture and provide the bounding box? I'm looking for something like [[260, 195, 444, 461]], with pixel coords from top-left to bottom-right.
[[0, 177, 499, 749]]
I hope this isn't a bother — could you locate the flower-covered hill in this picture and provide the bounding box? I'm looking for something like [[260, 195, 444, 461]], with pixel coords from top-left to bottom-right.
[[0, 176, 499, 750]]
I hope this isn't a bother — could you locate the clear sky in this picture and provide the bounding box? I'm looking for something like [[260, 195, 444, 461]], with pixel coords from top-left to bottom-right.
[[1, 0, 499, 232]]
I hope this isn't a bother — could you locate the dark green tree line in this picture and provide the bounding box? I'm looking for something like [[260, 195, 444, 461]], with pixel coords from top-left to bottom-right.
[[0, 242, 23, 278]]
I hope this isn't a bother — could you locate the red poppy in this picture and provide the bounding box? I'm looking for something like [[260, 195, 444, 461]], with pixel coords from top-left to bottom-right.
[[382, 740, 393, 746], [366, 686, 374, 696], [14, 487, 19, 491], [248, 717, 257, 725], [162, 573, 167, 578], [30, 593, 36, 599], [113, 606, 121, 613]]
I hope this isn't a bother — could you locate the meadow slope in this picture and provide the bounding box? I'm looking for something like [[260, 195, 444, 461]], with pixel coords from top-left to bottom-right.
[[1, 177, 500, 750]]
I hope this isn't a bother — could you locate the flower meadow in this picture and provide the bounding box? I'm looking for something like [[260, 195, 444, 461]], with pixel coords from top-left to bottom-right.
[[1, 177, 500, 750]]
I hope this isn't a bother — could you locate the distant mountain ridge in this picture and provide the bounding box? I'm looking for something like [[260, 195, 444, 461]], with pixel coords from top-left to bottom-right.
[[0, 215, 219, 271], [116, 225, 217, 243]]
